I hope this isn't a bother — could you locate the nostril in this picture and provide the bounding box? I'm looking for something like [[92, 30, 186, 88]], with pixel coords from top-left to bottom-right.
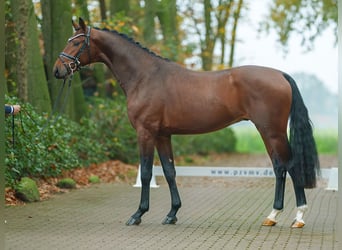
[[54, 68, 59, 78], [53, 66, 68, 79]]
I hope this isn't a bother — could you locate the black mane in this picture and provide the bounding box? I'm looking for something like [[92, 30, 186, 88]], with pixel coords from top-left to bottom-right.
[[94, 27, 169, 61]]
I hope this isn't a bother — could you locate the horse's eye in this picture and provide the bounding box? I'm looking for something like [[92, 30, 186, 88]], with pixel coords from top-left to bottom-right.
[[73, 41, 80, 46]]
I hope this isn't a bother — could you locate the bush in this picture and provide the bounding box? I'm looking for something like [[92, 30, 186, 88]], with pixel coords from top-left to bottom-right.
[[233, 126, 266, 153], [86, 96, 138, 163], [56, 178, 76, 189], [88, 175, 101, 184], [5, 96, 108, 187], [172, 128, 236, 156], [15, 177, 40, 202]]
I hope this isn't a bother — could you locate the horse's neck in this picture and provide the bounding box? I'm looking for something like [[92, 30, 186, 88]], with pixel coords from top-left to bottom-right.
[[95, 30, 161, 95]]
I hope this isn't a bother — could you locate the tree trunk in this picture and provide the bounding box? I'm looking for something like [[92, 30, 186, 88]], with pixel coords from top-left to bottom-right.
[[228, 0, 243, 68], [201, 0, 215, 70], [110, 0, 129, 15], [0, 2, 4, 247], [98, 0, 107, 20], [1, 4, 5, 95], [11, 0, 29, 102], [41, 0, 86, 121], [156, 0, 179, 61], [218, 0, 233, 67], [143, 0, 157, 46], [5, 2, 18, 94], [8, 0, 51, 113]]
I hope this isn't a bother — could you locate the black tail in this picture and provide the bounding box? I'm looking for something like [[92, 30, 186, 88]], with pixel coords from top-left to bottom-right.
[[283, 73, 320, 188]]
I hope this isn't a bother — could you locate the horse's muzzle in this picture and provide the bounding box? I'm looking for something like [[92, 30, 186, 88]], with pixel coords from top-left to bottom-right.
[[53, 64, 69, 79]]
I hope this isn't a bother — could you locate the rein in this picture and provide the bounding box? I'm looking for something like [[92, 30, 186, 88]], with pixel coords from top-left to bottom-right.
[[11, 115, 15, 148], [11, 76, 74, 146], [35, 76, 74, 137], [33, 27, 91, 138]]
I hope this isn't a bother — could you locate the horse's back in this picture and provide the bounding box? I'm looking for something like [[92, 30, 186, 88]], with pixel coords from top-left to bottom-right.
[[182, 65, 293, 121]]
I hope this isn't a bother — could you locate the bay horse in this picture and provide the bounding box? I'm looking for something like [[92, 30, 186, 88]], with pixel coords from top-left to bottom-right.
[[53, 18, 320, 228]]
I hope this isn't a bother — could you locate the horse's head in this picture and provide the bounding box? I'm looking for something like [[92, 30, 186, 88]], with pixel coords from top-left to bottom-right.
[[53, 17, 92, 79]]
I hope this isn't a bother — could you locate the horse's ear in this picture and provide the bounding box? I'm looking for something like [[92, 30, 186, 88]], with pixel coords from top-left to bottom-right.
[[79, 17, 87, 31], [72, 19, 80, 31]]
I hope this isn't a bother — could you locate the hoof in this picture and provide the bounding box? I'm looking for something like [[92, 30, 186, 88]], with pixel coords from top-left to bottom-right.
[[126, 216, 141, 226], [262, 218, 277, 226], [162, 216, 177, 225], [291, 220, 305, 228]]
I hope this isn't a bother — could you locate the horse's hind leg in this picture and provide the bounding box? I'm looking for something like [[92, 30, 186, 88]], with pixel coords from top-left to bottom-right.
[[262, 167, 287, 226], [288, 168, 307, 228], [156, 135, 181, 224], [259, 132, 308, 228], [256, 128, 290, 227]]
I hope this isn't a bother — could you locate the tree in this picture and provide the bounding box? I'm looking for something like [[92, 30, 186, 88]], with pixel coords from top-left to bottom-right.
[[201, 0, 215, 70], [110, 0, 130, 16], [75, 0, 90, 21], [155, 0, 180, 61], [98, 0, 107, 20], [141, 0, 181, 61], [5, 0, 51, 113], [0, 6, 5, 247], [228, 0, 243, 67], [261, 0, 337, 51], [183, 0, 246, 70], [41, 0, 87, 121], [143, 0, 157, 46]]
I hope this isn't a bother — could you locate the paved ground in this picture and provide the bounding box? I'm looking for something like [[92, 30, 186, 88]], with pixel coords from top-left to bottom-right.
[[5, 177, 338, 250]]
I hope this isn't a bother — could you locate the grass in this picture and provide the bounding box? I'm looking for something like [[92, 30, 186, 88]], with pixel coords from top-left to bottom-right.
[[232, 124, 337, 155], [233, 125, 266, 154], [314, 129, 338, 154]]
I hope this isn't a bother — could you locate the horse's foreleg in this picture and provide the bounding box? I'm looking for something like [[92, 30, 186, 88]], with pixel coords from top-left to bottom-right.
[[288, 168, 307, 228], [156, 135, 181, 225], [263, 168, 286, 226], [126, 131, 155, 226]]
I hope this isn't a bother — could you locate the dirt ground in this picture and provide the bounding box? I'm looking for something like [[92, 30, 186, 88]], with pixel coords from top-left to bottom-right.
[[5, 153, 337, 206]]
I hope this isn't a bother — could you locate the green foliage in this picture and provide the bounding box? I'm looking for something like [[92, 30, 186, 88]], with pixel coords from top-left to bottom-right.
[[172, 128, 236, 157], [233, 125, 337, 154], [56, 178, 76, 189], [314, 129, 338, 154], [260, 0, 337, 51], [5, 96, 108, 187], [98, 12, 136, 35], [86, 96, 138, 163], [233, 126, 267, 154], [88, 175, 100, 184], [15, 177, 40, 202]]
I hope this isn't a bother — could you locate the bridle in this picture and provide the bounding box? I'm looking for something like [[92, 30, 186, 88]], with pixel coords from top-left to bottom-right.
[[58, 26, 91, 76]]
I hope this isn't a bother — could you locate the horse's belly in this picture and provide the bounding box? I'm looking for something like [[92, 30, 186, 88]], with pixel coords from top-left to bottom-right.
[[162, 108, 244, 135]]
